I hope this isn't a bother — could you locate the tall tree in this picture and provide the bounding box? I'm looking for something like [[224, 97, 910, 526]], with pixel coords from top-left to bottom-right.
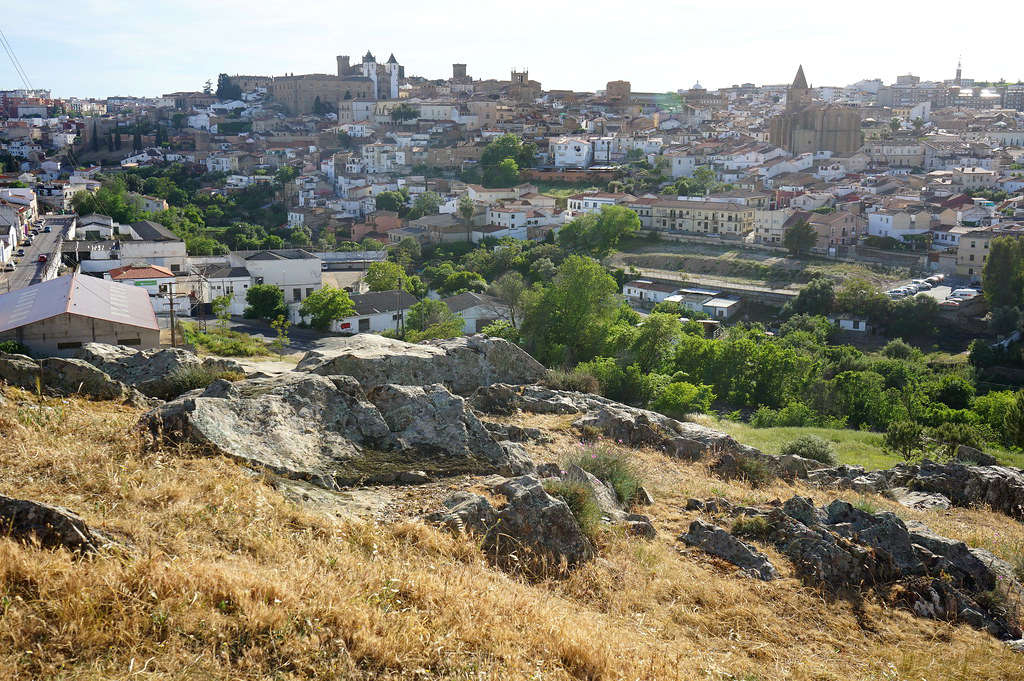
[[783, 220, 817, 257], [458, 195, 475, 242], [520, 255, 621, 365], [982, 236, 1023, 309], [364, 261, 406, 291], [557, 205, 640, 258], [488, 271, 526, 327], [299, 286, 355, 331]]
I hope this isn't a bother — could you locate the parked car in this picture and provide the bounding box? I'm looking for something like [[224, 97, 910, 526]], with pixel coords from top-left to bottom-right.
[[950, 288, 979, 299], [939, 299, 961, 309], [43, 226, 51, 233], [37, 254, 48, 263], [1, 263, 14, 272], [912, 279, 932, 290], [15, 248, 24, 257]]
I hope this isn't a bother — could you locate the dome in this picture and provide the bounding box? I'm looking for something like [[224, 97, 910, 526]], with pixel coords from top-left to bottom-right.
[[692, 81, 705, 90]]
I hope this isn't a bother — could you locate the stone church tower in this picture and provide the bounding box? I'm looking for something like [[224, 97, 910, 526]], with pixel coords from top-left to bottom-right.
[[770, 65, 862, 155]]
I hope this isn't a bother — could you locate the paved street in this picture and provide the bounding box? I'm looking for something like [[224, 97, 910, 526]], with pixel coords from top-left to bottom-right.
[[0, 225, 61, 294]]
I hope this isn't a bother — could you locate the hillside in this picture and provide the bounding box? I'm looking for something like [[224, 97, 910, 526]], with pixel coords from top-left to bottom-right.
[[1, 338, 1024, 680]]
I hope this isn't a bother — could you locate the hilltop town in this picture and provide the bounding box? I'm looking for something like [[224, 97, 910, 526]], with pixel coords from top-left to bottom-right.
[[4, 50, 1024, 680]]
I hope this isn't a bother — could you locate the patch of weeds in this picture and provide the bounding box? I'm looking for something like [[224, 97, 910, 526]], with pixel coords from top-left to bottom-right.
[[731, 515, 773, 542], [151, 366, 245, 400], [853, 498, 880, 515], [568, 444, 644, 506], [578, 425, 602, 443], [734, 456, 774, 488], [543, 480, 601, 541]]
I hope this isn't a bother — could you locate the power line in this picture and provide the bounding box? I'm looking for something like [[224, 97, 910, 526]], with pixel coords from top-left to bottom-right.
[[0, 27, 32, 90]]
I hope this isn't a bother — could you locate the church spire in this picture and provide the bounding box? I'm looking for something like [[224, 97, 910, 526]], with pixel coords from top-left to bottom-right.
[[792, 65, 808, 91]]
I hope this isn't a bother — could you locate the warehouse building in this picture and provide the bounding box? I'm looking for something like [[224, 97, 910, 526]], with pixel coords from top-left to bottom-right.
[[0, 272, 160, 355]]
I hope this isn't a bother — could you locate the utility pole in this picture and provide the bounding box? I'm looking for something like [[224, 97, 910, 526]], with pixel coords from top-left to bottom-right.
[[168, 280, 176, 347]]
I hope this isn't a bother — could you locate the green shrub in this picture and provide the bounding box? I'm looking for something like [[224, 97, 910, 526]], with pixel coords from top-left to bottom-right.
[[779, 435, 837, 465], [0, 340, 31, 356], [568, 445, 644, 507], [649, 381, 715, 419], [543, 480, 601, 540], [181, 322, 270, 357], [543, 369, 600, 395], [750, 406, 779, 428], [733, 456, 774, 488], [731, 515, 772, 541], [151, 365, 245, 400]]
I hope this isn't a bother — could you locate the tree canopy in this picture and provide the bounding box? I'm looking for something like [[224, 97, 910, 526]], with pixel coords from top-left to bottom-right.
[[300, 286, 355, 331]]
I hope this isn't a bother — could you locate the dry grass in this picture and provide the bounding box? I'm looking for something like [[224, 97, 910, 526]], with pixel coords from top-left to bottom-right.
[[1, 389, 1023, 680]]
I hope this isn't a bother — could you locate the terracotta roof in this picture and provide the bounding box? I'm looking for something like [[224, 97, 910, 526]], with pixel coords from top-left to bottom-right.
[[108, 265, 175, 280]]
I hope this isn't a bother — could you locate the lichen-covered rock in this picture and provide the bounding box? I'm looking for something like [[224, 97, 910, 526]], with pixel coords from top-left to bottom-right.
[[140, 374, 532, 488], [429, 475, 594, 572], [681, 519, 779, 581], [890, 487, 951, 511], [0, 494, 103, 553], [886, 461, 1024, 520], [74, 343, 244, 397], [39, 357, 129, 400], [562, 463, 624, 520], [296, 334, 545, 395], [0, 352, 40, 391]]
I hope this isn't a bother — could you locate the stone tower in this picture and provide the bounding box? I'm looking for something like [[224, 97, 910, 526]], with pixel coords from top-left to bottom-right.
[[511, 69, 528, 85], [385, 54, 400, 99], [787, 64, 810, 111], [361, 51, 378, 99], [337, 55, 350, 78], [453, 63, 467, 80]]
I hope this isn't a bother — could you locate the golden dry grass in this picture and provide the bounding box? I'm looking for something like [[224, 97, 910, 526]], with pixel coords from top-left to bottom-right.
[[0, 389, 1023, 680]]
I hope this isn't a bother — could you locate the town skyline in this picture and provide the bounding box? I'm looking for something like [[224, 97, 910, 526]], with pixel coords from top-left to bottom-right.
[[4, 0, 1023, 98]]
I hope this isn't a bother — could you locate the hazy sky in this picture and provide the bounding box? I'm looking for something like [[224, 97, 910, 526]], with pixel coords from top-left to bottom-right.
[[3, 0, 1021, 98]]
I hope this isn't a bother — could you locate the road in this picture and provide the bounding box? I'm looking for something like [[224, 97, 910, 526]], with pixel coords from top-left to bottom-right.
[[0, 225, 61, 293]]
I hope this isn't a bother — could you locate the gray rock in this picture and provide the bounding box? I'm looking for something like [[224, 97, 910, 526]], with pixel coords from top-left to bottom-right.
[[296, 334, 545, 395], [890, 487, 951, 511], [74, 343, 244, 397], [778, 454, 827, 478], [0, 352, 41, 391], [429, 475, 594, 572], [887, 460, 1024, 520], [681, 519, 779, 581], [535, 462, 563, 478], [955, 445, 998, 467], [140, 373, 532, 488], [624, 516, 656, 540], [562, 464, 623, 520], [634, 485, 655, 506], [0, 494, 103, 553], [39, 357, 130, 401]]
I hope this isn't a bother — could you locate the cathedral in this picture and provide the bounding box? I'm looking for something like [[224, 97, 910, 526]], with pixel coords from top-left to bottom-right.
[[769, 66, 862, 155], [269, 51, 404, 115]]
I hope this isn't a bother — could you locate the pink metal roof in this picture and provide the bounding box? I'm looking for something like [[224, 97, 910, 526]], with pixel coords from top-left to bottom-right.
[[0, 272, 159, 334]]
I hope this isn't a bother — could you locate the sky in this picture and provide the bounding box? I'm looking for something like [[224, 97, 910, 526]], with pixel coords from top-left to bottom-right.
[[3, 0, 1021, 99]]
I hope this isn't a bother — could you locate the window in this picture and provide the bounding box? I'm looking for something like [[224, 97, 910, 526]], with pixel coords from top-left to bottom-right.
[[118, 338, 141, 346], [57, 341, 82, 350], [170, 264, 181, 273], [293, 288, 301, 302]]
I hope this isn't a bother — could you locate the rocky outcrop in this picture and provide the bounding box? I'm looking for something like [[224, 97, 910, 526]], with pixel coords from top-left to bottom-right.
[[685, 494, 1022, 637], [472, 384, 752, 461], [0, 494, 103, 553], [806, 460, 1024, 520], [140, 374, 533, 488], [296, 334, 545, 395], [429, 475, 594, 573], [562, 463, 624, 520], [681, 519, 779, 581], [74, 343, 244, 397], [0, 352, 133, 401]]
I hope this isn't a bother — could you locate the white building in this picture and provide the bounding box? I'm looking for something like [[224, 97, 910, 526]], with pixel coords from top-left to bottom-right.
[[550, 137, 593, 168]]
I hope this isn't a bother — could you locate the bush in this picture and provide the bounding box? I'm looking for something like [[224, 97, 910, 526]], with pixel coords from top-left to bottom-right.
[[882, 338, 919, 360], [928, 422, 986, 461], [731, 515, 772, 541], [884, 420, 926, 461], [542, 480, 601, 540], [0, 340, 31, 356], [151, 365, 245, 400], [543, 369, 600, 395], [779, 435, 837, 465], [730, 455, 774, 488], [568, 445, 644, 507], [648, 381, 714, 419], [750, 406, 779, 428], [181, 323, 270, 357]]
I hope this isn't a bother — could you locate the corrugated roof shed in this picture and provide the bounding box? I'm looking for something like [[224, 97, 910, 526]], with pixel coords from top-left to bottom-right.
[[0, 272, 159, 334]]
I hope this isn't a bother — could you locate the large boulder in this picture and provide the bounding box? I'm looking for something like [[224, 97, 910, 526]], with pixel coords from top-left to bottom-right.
[[39, 357, 129, 401], [0, 352, 41, 391], [0, 494, 103, 553], [429, 475, 594, 572], [296, 334, 546, 395], [74, 343, 244, 397], [681, 519, 779, 581], [887, 460, 1024, 520], [139, 373, 532, 488]]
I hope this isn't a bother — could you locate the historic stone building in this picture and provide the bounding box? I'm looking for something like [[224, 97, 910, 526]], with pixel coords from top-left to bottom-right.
[[268, 51, 402, 115], [769, 66, 862, 155]]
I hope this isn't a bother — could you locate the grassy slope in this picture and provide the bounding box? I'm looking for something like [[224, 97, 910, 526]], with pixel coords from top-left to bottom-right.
[[712, 418, 1024, 470], [1, 391, 1023, 680]]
